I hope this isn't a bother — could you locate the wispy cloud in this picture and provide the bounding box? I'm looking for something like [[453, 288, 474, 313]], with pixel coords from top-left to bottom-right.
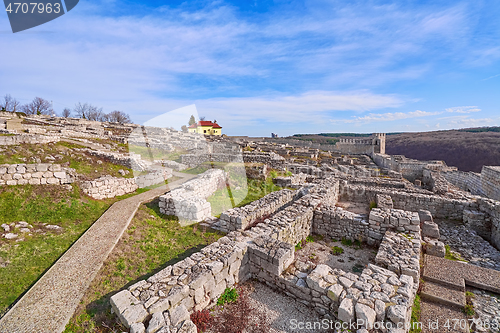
[[445, 106, 481, 113], [335, 110, 441, 124]]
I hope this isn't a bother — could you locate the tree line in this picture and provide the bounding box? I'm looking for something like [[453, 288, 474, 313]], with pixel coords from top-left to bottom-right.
[[0, 94, 132, 124]]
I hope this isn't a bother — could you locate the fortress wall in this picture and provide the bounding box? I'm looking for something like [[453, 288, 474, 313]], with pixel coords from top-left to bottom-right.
[[242, 151, 286, 170], [482, 166, 500, 201], [334, 143, 374, 155], [441, 170, 484, 196], [0, 163, 73, 186]]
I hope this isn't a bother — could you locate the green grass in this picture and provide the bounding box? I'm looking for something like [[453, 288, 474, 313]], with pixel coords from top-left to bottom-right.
[[64, 201, 222, 333], [332, 246, 344, 255], [445, 245, 467, 262], [409, 294, 422, 333], [463, 304, 475, 316], [128, 144, 187, 162], [207, 174, 283, 217], [0, 185, 114, 315], [0, 142, 133, 179], [217, 287, 239, 306], [341, 238, 353, 246]]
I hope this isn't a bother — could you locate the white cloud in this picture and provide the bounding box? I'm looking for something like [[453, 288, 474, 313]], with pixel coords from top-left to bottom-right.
[[445, 106, 481, 113], [338, 110, 441, 124]]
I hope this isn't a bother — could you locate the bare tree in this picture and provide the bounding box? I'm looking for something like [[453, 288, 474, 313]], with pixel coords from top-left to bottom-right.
[[62, 108, 71, 117], [74, 102, 91, 119], [86, 105, 105, 121], [107, 110, 131, 124], [181, 125, 188, 132], [21, 97, 52, 115], [199, 116, 206, 121], [1, 94, 21, 112]]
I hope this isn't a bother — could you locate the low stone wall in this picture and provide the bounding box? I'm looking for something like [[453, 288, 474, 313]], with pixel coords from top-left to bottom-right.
[[0, 163, 73, 185], [159, 169, 226, 221], [82, 176, 138, 199], [85, 149, 151, 171], [242, 151, 286, 170], [82, 170, 172, 199], [0, 134, 60, 146], [273, 173, 308, 187], [180, 152, 243, 167], [216, 189, 297, 232], [312, 207, 420, 246], [341, 184, 473, 220]]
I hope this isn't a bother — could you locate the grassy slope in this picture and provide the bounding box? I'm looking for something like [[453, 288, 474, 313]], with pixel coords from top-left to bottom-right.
[[64, 201, 222, 333], [0, 185, 116, 315], [0, 141, 133, 179]]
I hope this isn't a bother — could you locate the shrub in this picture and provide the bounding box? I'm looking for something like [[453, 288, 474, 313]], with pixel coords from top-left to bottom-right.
[[191, 309, 212, 332], [332, 246, 344, 255], [217, 287, 238, 306], [341, 238, 352, 246], [269, 170, 278, 179], [285, 170, 292, 176], [463, 304, 475, 316], [305, 235, 314, 243], [295, 241, 303, 251], [369, 201, 377, 210]]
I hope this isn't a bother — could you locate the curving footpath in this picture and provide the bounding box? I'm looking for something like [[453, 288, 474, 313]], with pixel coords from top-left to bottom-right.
[[0, 172, 197, 333]]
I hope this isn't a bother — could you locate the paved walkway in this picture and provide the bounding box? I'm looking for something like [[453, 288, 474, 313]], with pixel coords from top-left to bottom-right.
[[420, 255, 500, 333], [0, 172, 196, 333]]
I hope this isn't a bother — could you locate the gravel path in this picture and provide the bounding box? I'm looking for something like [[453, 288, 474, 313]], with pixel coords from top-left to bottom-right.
[[0, 172, 196, 333]]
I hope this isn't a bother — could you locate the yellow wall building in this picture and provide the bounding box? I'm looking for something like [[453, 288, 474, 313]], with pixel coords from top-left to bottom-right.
[[188, 120, 222, 135]]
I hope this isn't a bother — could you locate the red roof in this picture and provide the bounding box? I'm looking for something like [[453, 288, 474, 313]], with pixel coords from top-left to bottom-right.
[[188, 120, 222, 128]]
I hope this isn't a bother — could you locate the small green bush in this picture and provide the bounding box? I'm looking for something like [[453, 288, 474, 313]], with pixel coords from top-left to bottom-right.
[[295, 241, 303, 251], [341, 238, 352, 246], [463, 304, 475, 316], [285, 171, 292, 176], [332, 246, 344, 255], [369, 201, 377, 210], [217, 287, 238, 306], [269, 170, 278, 179], [305, 235, 314, 243]]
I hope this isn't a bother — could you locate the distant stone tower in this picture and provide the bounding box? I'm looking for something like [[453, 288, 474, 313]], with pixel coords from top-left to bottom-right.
[[372, 133, 386, 154]]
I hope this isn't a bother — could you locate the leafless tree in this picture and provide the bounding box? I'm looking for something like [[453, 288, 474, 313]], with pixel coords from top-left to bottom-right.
[[74, 102, 91, 119], [181, 125, 188, 132], [1, 94, 21, 112], [62, 108, 71, 117], [86, 105, 105, 121], [21, 97, 52, 115], [199, 116, 206, 121], [106, 110, 131, 124]]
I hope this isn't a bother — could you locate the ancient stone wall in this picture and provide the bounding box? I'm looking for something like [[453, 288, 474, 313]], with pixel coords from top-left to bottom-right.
[[216, 189, 297, 232], [0, 163, 73, 185], [159, 169, 226, 222], [0, 134, 60, 146], [482, 166, 500, 201], [312, 207, 420, 246], [441, 169, 484, 196], [341, 184, 473, 220], [81, 170, 172, 199], [242, 151, 286, 170], [180, 152, 243, 167]]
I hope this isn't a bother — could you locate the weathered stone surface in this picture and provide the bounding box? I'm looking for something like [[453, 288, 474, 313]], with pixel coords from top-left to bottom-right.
[[327, 284, 343, 302], [168, 304, 190, 327], [355, 303, 376, 328], [422, 221, 440, 239], [387, 305, 407, 325], [338, 298, 354, 323], [146, 311, 165, 333]]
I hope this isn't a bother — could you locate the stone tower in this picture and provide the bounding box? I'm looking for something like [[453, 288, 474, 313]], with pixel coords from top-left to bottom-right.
[[372, 133, 386, 154]]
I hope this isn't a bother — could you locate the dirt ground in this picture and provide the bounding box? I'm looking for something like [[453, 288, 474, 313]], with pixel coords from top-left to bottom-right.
[[336, 200, 370, 215], [295, 238, 377, 275]]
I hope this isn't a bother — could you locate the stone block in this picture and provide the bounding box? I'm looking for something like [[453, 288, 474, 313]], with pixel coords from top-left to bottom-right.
[[422, 221, 439, 239], [168, 304, 190, 327], [418, 210, 433, 223], [338, 298, 354, 323], [355, 303, 376, 329]]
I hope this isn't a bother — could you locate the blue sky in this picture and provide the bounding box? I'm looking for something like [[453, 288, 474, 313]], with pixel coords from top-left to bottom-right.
[[1, 0, 500, 136]]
